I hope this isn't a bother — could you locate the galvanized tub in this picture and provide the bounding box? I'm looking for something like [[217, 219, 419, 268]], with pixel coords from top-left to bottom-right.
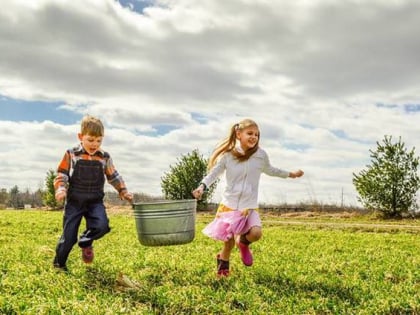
[[132, 199, 197, 246]]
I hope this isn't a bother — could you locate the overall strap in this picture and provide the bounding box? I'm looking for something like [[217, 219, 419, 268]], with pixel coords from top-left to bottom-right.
[[67, 147, 80, 178], [67, 147, 109, 178]]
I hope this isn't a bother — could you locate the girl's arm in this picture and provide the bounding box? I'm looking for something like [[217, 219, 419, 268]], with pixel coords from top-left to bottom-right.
[[289, 170, 304, 178], [192, 154, 226, 200], [262, 149, 304, 178], [261, 150, 290, 178]]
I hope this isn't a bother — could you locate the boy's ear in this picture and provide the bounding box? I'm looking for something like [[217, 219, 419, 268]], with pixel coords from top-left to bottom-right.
[[77, 133, 83, 141]]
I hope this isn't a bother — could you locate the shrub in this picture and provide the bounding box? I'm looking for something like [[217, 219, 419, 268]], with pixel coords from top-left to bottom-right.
[[353, 135, 420, 218], [161, 149, 218, 208]]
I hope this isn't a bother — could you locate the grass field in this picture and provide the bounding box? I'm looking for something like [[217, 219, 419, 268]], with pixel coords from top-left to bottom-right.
[[1, 208, 420, 314]]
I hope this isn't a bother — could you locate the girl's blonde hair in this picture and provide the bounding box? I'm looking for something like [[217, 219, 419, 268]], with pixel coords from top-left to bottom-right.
[[80, 115, 104, 137], [208, 118, 260, 170]]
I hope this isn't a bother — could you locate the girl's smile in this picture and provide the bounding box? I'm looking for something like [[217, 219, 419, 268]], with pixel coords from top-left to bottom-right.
[[237, 126, 259, 152]]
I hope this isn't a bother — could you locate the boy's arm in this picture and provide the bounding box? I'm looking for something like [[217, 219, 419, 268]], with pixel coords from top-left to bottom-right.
[[54, 151, 71, 201], [105, 156, 132, 201]]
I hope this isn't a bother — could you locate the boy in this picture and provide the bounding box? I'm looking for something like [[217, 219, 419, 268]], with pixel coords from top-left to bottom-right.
[[53, 115, 132, 271]]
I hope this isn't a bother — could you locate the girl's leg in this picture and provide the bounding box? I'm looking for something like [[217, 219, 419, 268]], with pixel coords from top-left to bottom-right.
[[216, 238, 235, 277], [236, 226, 262, 267], [219, 238, 235, 261], [242, 209, 263, 243], [242, 226, 262, 243]]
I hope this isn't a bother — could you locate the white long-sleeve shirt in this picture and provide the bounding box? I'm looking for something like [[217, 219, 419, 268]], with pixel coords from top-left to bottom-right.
[[201, 148, 289, 210]]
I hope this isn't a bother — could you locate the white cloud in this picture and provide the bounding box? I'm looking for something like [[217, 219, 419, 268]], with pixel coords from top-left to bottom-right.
[[0, 0, 419, 206]]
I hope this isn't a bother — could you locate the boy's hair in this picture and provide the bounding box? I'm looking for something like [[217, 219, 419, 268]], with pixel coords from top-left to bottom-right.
[[208, 118, 259, 170], [80, 115, 104, 137]]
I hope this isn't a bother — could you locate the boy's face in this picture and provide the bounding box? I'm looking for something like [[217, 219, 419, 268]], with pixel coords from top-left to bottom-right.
[[78, 133, 103, 155]]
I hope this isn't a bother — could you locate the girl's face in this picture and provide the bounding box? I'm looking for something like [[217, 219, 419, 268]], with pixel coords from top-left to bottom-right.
[[236, 125, 259, 151], [78, 133, 103, 155]]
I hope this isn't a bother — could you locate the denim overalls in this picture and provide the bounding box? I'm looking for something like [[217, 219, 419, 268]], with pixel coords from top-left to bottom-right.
[[54, 158, 111, 267]]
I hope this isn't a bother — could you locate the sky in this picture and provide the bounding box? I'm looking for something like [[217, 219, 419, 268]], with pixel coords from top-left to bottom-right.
[[1, 0, 419, 207]]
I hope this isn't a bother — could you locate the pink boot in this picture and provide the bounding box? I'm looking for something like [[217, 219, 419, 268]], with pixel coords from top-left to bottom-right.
[[236, 236, 253, 266], [216, 254, 230, 277]]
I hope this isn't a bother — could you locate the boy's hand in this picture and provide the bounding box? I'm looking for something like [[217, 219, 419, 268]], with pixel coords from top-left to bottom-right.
[[289, 169, 304, 178], [121, 191, 133, 203], [55, 190, 67, 202]]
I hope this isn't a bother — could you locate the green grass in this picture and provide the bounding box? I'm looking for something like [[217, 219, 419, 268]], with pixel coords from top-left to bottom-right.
[[1, 209, 420, 314]]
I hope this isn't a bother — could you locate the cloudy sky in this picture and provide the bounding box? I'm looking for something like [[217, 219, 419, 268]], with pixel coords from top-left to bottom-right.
[[1, 0, 419, 207]]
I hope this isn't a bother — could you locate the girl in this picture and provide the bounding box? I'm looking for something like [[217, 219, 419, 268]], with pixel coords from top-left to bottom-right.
[[192, 119, 303, 277]]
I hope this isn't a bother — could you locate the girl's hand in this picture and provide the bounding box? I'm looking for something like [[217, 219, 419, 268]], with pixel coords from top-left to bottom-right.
[[192, 185, 204, 200], [289, 169, 304, 178]]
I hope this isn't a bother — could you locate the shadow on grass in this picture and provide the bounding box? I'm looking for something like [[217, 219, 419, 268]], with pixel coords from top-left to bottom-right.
[[82, 266, 164, 311], [253, 271, 361, 306], [81, 265, 363, 313], [83, 267, 117, 289]]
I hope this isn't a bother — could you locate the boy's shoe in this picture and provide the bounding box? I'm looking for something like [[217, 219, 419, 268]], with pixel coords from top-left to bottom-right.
[[53, 263, 68, 272], [82, 246, 94, 264], [216, 254, 230, 277], [236, 236, 253, 266]]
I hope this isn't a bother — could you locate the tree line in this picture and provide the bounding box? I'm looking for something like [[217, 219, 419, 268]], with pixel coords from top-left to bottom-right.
[[0, 186, 44, 209], [0, 184, 161, 210]]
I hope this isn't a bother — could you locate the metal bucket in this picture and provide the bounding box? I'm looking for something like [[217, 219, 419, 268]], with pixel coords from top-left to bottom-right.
[[132, 199, 197, 246]]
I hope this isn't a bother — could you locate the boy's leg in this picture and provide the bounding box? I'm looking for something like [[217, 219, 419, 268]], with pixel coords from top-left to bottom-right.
[[54, 202, 84, 268], [78, 202, 110, 248]]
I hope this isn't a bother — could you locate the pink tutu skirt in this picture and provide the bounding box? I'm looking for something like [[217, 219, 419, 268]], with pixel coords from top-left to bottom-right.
[[202, 204, 261, 242]]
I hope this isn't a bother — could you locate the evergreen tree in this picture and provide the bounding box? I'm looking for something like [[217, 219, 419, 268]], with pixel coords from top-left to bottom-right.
[[43, 169, 60, 209], [353, 136, 420, 217], [8, 185, 21, 209], [161, 149, 218, 208]]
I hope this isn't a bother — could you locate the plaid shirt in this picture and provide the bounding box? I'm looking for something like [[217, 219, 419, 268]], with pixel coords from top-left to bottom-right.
[[54, 144, 128, 197]]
